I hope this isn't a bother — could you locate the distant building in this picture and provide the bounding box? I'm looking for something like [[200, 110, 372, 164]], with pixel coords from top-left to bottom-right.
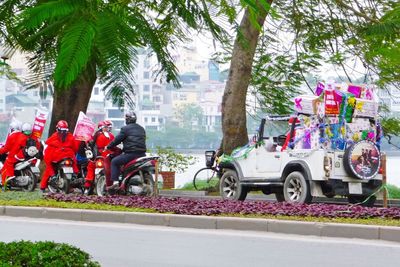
[[208, 60, 220, 81]]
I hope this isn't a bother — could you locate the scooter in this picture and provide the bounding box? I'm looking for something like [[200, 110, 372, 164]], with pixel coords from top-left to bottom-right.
[[95, 150, 159, 196], [47, 158, 75, 194], [0, 157, 40, 192]]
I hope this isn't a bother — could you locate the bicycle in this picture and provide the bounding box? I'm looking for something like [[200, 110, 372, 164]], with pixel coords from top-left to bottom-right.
[[193, 150, 221, 191]]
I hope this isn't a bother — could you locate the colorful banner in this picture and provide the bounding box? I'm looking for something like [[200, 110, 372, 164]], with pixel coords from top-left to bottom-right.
[[73, 112, 96, 141], [324, 90, 340, 115], [32, 109, 48, 139]]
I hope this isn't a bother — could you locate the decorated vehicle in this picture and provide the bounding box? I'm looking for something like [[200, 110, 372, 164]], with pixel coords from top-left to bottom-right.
[[218, 82, 383, 206]]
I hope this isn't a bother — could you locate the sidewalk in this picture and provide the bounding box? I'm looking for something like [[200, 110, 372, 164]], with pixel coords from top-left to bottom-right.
[[1, 205, 399, 243]]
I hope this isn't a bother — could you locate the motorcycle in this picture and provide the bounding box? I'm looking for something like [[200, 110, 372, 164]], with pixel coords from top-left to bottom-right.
[[0, 157, 40, 192], [95, 150, 159, 197], [47, 157, 75, 194]]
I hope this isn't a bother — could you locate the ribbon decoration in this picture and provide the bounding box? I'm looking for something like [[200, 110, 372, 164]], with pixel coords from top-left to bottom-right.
[[356, 101, 363, 111], [303, 129, 312, 149], [219, 141, 264, 163], [294, 98, 303, 111]]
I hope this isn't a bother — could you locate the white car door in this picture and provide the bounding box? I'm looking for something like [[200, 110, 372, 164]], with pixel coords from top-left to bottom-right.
[[255, 142, 283, 177]]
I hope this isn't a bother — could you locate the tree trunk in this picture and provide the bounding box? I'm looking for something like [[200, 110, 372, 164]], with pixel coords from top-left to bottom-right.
[[221, 0, 272, 154], [48, 61, 97, 135]]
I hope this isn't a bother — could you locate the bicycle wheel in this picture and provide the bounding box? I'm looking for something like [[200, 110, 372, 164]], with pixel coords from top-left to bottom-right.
[[193, 167, 219, 191]]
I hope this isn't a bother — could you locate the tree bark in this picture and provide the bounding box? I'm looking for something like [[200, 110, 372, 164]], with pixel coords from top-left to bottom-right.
[[221, 0, 272, 154], [48, 61, 97, 135]]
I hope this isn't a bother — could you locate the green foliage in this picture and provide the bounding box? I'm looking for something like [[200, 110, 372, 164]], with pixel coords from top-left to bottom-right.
[[381, 117, 400, 137], [0, 191, 43, 201], [175, 103, 204, 130], [0, 240, 100, 266], [0, 61, 20, 82], [154, 146, 196, 173], [0, 0, 231, 106], [387, 184, 400, 199], [215, 0, 400, 118]]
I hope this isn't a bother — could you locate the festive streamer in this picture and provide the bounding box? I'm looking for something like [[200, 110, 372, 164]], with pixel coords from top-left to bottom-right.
[[219, 141, 264, 163]]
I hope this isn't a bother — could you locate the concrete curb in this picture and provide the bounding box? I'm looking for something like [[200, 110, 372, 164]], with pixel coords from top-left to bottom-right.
[[1, 206, 400, 243]]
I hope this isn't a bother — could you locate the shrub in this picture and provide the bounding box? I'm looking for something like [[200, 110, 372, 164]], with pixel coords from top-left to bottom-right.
[[153, 146, 195, 173], [0, 241, 100, 266]]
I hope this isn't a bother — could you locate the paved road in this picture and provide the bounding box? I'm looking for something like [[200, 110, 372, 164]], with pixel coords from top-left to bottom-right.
[[1, 216, 399, 267]]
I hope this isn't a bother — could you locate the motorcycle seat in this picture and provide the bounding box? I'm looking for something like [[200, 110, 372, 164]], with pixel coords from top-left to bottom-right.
[[122, 156, 159, 170]]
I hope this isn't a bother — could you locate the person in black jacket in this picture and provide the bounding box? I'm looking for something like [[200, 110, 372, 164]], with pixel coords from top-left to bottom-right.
[[105, 111, 146, 191]]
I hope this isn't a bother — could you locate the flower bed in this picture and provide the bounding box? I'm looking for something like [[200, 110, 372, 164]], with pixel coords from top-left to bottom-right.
[[46, 194, 400, 220]]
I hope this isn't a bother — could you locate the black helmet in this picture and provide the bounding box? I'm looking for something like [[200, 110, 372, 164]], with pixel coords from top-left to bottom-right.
[[125, 111, 137, 124]]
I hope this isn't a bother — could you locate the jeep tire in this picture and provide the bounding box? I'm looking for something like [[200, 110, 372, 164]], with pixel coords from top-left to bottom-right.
[[283, 171, 312, 204], [220, 170, 247, 201]]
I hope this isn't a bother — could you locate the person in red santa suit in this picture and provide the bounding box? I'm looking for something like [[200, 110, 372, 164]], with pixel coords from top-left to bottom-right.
[[0, 121, 23, 161], [83, 120, 115, 194], [1, 123, 41, 188], [40, 120, 79, 192]]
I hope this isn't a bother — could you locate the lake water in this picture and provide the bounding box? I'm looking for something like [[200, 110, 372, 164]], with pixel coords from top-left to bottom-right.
[[173, 153, 400, 188]]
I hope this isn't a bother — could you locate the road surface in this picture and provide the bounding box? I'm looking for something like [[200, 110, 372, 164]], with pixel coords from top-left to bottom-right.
[[0, 216, 399, 267]]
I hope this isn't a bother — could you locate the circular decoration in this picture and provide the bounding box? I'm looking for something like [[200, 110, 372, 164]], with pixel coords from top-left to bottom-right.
[[343, 140, 381, 180]]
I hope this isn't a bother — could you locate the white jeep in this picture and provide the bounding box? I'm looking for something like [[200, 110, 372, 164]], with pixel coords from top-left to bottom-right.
[[218, 116, 382, 206]]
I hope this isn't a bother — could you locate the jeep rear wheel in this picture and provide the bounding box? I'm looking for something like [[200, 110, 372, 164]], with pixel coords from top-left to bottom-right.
[[283, 171, 312, 204], [220, 170, 247, 201]]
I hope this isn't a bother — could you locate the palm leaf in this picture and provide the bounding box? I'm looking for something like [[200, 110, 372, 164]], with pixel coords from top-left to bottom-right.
[[20, 0, 80, 30], [54, 18, 96, 89]]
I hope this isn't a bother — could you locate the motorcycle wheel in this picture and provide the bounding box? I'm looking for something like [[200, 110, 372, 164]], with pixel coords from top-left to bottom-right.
[[96, 175, 106, 197], [62, 174, 71, 194], [21, 169, 37, 192], [48, 174, 70, 194]]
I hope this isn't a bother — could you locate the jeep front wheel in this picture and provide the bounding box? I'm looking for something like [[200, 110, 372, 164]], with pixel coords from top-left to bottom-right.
[[283, 171, 312, 204], [220, 170, 247, 201]]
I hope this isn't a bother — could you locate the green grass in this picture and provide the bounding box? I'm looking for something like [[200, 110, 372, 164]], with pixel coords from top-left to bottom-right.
[[0, 191, 154, 213], [181, 178, 219, 192]]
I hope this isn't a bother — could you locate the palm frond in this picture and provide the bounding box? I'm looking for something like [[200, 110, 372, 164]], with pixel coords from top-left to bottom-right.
[[20, 0, 80, 30], [54, 18, 96, 89]]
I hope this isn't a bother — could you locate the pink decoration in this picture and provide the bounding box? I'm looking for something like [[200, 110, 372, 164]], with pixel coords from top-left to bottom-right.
[[295, 98, 303, 111], [316, 82, 325, 96], [325, 90, 340, 115], [347, 85, 362, 98], [73, 112, 96, 141], [367, 131, 375, 140], [365, 88, 373, 100], [32, 109, 48, 139], [334, 90, 343, 103]]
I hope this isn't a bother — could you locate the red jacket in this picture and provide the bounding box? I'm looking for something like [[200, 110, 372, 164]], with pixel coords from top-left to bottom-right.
[[14, 134, 41, 161], [0, 131, 23, 155], [96, 132, 115, 155], [44, 132, 78, 161]]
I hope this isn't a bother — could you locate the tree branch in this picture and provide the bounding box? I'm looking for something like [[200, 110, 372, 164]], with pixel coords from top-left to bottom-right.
[[333, 0, 379, 23]]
